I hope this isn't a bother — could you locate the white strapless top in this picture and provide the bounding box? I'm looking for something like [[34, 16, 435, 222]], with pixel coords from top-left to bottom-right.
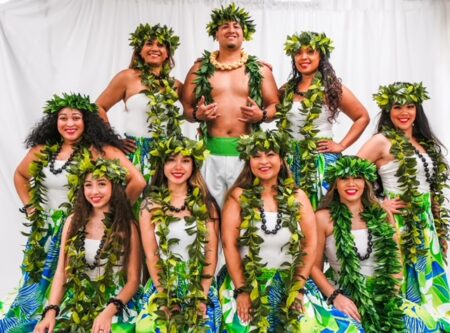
[[287, 101, 333, 140], [239, 212, 296, 269], [41, 160, 69, 210], [325, 229, 376, 278], [155, 217, 197, 261], [378, 154, 433, 194], [123, 93, 151, 137], [84, 239, 122, 280]]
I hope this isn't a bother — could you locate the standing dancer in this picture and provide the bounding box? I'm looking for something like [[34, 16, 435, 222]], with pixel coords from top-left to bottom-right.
[[0, 93, 144, 333], [182, 3, 279, 209], [97, 23, 182, 185], [358, 82, 450, 320], [277, 31, 369, 209], [35, 158, 141, 333]]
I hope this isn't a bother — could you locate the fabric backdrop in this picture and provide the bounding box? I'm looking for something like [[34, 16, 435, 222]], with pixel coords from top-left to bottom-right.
[[1, 0, 449, 299]]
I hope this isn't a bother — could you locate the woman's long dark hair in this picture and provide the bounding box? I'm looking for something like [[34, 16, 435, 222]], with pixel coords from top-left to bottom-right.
[[289, 52, 343, 122], [67, 179, 135, 272], [24, 109, 124, 152], [150, 156, 219, 221]]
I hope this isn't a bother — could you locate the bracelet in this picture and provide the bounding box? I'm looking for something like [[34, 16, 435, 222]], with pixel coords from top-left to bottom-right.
[[193, 106, 200, 122], [261, 108, 268, 122], [107, 297, 125, 316], [233, 285, 251, 299], [19, 203, 33, 214], [42, 304, 60, 319], [326, 288, 344, 306], [299, 288, 307, 295], [297, 274, 308, 282]]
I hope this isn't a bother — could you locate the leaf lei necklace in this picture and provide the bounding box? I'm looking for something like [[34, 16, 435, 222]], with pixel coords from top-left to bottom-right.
[[330, 201, 405, 333], [136, 61, 183, 139], [150, 186, 210, 330], [23, 143, 81, 282], [239, 177, 305, 332], [276, 74, 326, 203]]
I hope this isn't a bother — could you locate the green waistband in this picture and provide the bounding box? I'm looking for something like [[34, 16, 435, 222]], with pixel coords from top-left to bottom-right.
[[205, 136, 240, 156]]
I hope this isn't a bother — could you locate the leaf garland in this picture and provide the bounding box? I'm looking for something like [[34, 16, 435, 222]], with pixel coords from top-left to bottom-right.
[[239, 177, 304, 332], [276, 73, 326, 200], [420, 139, 450, 253], [43, 93, 98, 115], [330, 201, 405, 333], [373, 82, 429, 111], [57, 212, 125, 332], [149, 186, 210, 332], [383, 127, 429, 264], [284, 31, 334, 59], [23, 143, 82, 283], [193, 50, 263, 133]]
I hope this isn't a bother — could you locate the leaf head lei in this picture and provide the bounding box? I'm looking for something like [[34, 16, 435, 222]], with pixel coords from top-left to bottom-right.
[[325, 155, 378, 184], [129, 23, 180, 58], [43, 93, 98, 114], [373, 82, 429, 111], [237, 129, 290, 161], [284, 31, 334, 58], [206, 3, 256, 41]]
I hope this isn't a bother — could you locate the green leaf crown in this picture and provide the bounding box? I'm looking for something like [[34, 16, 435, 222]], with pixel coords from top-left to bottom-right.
[[43, 93, 98, 114], [284, 31, 334, 58], [68, 150, 128, 193], [206, 3, 256, 41], [129, 23, 180, 56], [238, 130, 290, 161], [326, 155, 378, 184], [150, 136, 209, 169], [373, 82, 430, 110]]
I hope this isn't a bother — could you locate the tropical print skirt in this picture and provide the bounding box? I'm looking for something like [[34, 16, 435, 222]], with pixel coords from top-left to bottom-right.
[[288, 140, 340, 210], [136, 262, 221, 332], [220, 268, 363, 332], [0, 209, 66, 333]]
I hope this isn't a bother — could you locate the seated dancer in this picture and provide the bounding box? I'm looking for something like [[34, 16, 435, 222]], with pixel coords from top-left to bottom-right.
[[358, 82, 450, 323], [182, 3, 279, 209], [35, 157, 141, 333], [135, 136, 221, 332], [220, 130, 363, 332], [277, 31, 369, 209], [0, 93, 144, 333], [312, 155, 450, 332], [97, 23, 183, 185]]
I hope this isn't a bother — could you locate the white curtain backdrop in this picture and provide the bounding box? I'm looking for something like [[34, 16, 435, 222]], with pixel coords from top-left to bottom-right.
[[1, 0, 449, 299]]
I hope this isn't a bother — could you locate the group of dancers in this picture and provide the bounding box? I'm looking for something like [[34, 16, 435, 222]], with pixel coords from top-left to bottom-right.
[[0, 2, 449, 332]]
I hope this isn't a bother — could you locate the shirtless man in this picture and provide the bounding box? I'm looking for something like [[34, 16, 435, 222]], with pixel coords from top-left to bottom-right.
[[182, 3, 279, 208]]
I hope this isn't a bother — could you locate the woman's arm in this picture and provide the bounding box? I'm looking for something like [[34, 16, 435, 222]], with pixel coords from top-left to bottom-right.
[[100, 146, 146, 204], [96, 70, 130, 123], [139, 198, 163, 292], [295, 189, 317, 279], [201, 216, 219, 298], [34, 216, 73, 333], [92, 222, 142, 333], [14, 146, 42, 209]]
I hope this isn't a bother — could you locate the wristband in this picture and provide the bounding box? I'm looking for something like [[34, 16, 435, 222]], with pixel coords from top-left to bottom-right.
[[19, 203, 33, 215], [233, 285, 251, 299], [193, 106, 200, 122], [107, 297, 125, 316], [261, 108, 268, 122], [327, 288, 344, 305], [42, 304, 60, 319]]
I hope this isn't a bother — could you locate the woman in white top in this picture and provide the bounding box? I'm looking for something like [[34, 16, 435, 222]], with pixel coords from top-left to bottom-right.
[[312, 155, 449, 332], [136, 136, 220, 332], [96, 23, 183, 186], [358, 82, 450, 326], [220, 130, 362, 332], [35, 158, 141, 333], [277, 31, 369, 210]]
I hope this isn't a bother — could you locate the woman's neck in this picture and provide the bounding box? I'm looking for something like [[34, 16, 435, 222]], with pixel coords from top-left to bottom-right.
[[168, 182, 189, 199], [299, 72, 316, 89]]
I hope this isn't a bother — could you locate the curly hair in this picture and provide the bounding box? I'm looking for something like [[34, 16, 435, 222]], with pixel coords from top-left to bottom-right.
[[67, 178, 135, 272], [24, 109, 124, 152], [289, 52, 342, 122]]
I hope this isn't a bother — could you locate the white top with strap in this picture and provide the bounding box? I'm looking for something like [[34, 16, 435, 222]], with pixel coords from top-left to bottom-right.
[[84, 239, 123, 280], [239, 212, 297, 269], [378, 154, 433, 194], [287, 101, 333, 141], [42, 160, 69, 211], [123, 93, 151, 137]]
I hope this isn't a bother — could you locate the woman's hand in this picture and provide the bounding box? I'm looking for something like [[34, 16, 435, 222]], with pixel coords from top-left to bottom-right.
[[317, 140, 345, 154], [291, 292, 305, 313], [382, 198, 407, 215], [333, 294, 361, 323], [236, 292, 252, 324], [121, 138, 137, 155], [92, 307, 115, 333], [34, 313, 56, 333]]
